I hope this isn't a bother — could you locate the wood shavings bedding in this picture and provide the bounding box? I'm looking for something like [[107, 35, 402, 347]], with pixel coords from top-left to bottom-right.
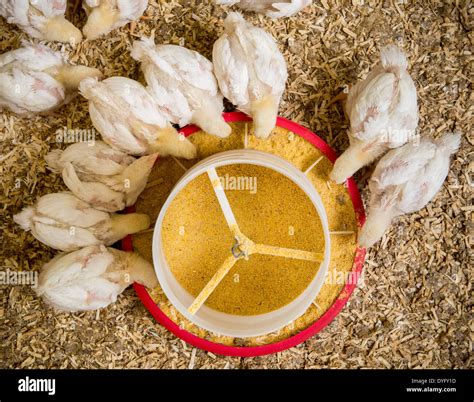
[[1, 0, 470, 368]]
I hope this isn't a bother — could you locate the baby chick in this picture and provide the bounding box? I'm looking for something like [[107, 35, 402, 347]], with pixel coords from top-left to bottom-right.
[[79, 76, 196, 158], [82, 0, 148, 40], [215, 0, 311, 18], [359, 132, 461, 248], [36, 245, 158, 312], [14, 192, 150, 252], [131, 38, 231, 138], [0, 0, 82, 44], [330, 45, 419, 184], [213, 12, 288, 138], [46, 141, 158, 212], [0, 42, 101, 115]]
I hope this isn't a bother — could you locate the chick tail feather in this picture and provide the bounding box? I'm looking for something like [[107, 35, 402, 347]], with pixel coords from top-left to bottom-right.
[[251, 95, 278, 139], [130, 37, 155, 62], [224, 11, 246, 28], [42, 16, 83, 44], [436, 132, 461, 155], [13, 207, 34, 231], [78, 76, 101, 98], [380, 45, 408, 77], [108, 213, 150, 243], [44, 149, 63, 172], [150, 127, 197, 159], [267, 1, 312, 18], [83, 6, 120, 40], [192, 106, 231, 138], [330, 140, 386, 184], [358, 208, 397, 248]]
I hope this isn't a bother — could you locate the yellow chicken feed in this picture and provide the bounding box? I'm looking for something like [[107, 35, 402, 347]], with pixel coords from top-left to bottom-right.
[[162, 163, 324, 316], [133, 122, 358, 346]]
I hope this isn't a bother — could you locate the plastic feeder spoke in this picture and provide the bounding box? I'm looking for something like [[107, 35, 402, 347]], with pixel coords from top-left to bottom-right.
[[207, 167, 241, 238], [188, 169, 246, 315], [189, 166, 323, 316], [188, 253, 241, 315], [330, 230, 355, 235], [252, 243, 323, 262], [188, 233, 323, 315], [230, 232, 323, 263]]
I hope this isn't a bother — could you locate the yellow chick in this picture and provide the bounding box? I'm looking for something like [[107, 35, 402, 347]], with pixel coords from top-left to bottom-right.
[[0, 41, 101, 115], [213, 12, 288, 138], [14, 192, 150, 252], [330, 45, 419, 184], [36, 245, 158, 312], [46, 141, 159, 212], [79, 76, 196, 158], [82, 0, 148, 40], [0, 0, 82, 44]]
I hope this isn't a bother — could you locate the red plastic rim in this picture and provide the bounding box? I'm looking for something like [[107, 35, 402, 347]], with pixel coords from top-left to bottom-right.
[[121, 111, 366, 357]]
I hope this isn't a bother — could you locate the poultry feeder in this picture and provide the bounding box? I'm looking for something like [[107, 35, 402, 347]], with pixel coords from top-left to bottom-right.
[[153, 149, 331, 337], [122, 112, 366, 356]]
